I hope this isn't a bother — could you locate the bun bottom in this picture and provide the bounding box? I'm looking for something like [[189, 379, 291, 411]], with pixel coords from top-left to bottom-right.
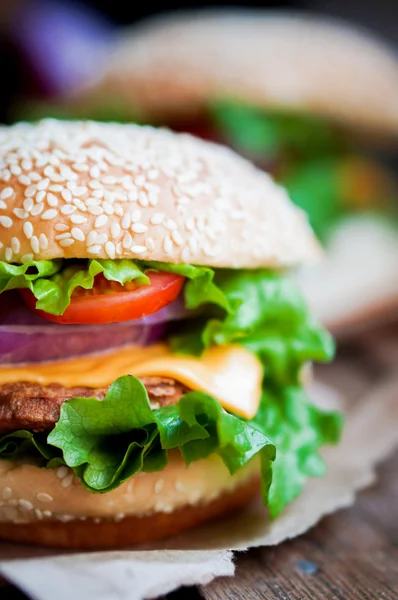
[[0, 476, 260, 549]]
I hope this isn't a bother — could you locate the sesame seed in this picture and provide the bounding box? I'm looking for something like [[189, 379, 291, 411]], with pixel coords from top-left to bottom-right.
[[43, 510, 53, 518], [1, 187, 14, 200], [19, 175, 31, 186], [35, 508, 44, 520], [185, 218, 195, 231], [5, 247, 12, 261], [54, 223, 68, 231], [21, 253, 33, 263], [30, 236, 39, 254], [105, 241, 116, 259], [0, 216, 13, 228], [102, 202, 114, 215], [175, 481, 185, 492], [23, 198, 34, 212], [131, 209, 141, 222], [138, 191, 149, 207], [163, 236, 173, 254], [90, 165, 101, 178], [131, 223, 148, 234], [36, 178, 50, 191], [47, 193, 58, 207], [49, 184, 63, 192], [145, 237, 155, 251], [71, 227, 85, 242], [150, 213, 164, 225], [61, 473, 74, 488], [128, 189, 138, 202], [164, 218, 177, 230], [61, 205, 76, 215], [88, 245, 101, 254], [96, 233, 108, 245], [70, 214, 87, 224], [95, 214, 108, 228], [148, 191, 158, 207], [31, 203, 44, 216], [111, 222, 121, 239], [171, 230, 183, 246], [11, 237, 20, 253], [73, 198, 87, 211], [122, 213, 131, 229], [131, 245, 146, 254], [10, 164, 21, 176], [87, 231, 98, 246], [13, 208, 28, 219], [0, 201, 6, 209], [122, 232, 132, 248], [55, 233, 72, 241], [37, 492, 53, 503], [92, 189, 104, 199], [61, 189, 72, 203], [41, 209, 57, 220], [59, 238, 75, 248], [56, 466, 69, 479], [36, 190, 46, 203], [88, 205, 103, 216], [88, 180, 102, 190], [18, 499, 34, 511], [39, 233, 49, 250]]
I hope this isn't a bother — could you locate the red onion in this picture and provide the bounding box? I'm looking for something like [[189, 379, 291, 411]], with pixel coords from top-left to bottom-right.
[[0, 292, 192, 365]]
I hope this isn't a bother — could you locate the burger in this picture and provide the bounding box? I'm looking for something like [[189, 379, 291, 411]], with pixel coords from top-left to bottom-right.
[[50, 10, 398, 332], [0, 119, 341, 549]]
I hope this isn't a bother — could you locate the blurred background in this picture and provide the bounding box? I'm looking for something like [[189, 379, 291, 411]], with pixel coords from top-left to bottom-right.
[[0, 0, 397, 124]]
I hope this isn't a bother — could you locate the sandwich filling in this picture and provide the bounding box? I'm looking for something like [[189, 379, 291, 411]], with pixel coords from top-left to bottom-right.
[[0, 259, 342, 517]]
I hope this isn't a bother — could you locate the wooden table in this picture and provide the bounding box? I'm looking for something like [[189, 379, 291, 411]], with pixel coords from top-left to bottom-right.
[[2, 325, 398, 599]]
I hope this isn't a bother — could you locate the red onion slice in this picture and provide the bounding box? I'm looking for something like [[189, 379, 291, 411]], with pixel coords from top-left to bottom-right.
[[0, 293, 192, 365]]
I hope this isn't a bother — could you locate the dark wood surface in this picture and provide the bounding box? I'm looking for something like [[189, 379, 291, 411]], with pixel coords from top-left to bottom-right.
[[200, 449, 398, 600]]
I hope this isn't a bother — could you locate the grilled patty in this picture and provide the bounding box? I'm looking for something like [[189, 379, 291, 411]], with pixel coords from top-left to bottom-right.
[[0, 378, 190, 434]]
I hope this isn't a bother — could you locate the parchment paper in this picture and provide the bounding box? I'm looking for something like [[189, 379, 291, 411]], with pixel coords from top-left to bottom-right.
[[0, 376, 397, 600]]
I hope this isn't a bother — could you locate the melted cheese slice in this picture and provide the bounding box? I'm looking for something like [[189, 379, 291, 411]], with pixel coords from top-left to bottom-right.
[[0, 344, 262, 419]]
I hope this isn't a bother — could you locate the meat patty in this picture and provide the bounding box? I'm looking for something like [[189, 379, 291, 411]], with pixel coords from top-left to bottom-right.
[[0, 377, 190, 434]]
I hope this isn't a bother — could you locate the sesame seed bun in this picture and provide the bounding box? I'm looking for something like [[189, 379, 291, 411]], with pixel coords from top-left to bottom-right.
[[73, 10, 398, 139], [0, 119, 319, 268], [0, 454, 259, 549]]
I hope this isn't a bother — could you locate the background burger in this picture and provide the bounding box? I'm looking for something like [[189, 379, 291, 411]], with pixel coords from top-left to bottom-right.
[[53, 10, 398, 334], [0, 119, 341, 549]]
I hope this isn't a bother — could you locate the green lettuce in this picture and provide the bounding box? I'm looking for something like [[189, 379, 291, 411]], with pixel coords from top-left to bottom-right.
[[0, 375, 275, 498], [0, 258, 230, 316], [0, 375, 341, 516], [0, 259, 150, 315], [169, 269, 334, 385], [252, 385, 342, 516]]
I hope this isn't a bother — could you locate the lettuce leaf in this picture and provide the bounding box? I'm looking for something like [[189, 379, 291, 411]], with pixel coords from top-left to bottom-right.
[[0, 375, 275, 499], [0, 259, 150, 315], [0, 258, 230, 316], [170, 269, 334, 385], [252, 385, 343, 516], [0, 375, 341, 516]]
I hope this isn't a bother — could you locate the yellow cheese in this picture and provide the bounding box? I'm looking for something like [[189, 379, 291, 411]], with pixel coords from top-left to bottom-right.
[[0, 344, 262, 419]]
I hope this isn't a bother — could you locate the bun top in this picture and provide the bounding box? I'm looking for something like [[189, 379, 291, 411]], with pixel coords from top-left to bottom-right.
[[0, 120, 319, 268], [77, 10, 398, 138]]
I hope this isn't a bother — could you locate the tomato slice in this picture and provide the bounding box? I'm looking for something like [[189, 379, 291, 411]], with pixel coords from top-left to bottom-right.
[[20, 272, 185, 325]]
